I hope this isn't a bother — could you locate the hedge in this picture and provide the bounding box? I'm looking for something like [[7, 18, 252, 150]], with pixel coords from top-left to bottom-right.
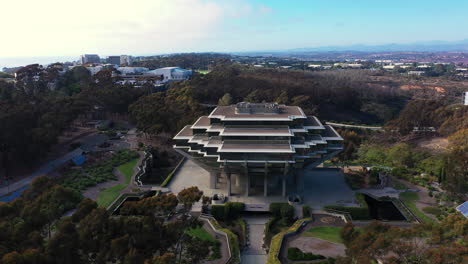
[[324, 193, 371, 220], [287, 247, 325, 261], [211, 202, 245, 221], [160, 157, 185, 187], [266, 218, 313, 264]]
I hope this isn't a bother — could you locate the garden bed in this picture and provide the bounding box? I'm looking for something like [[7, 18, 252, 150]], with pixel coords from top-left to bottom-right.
[[59, 150, 139, 192]]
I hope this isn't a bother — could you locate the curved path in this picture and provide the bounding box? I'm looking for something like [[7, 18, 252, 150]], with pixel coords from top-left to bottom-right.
[[82, 151, 147, 202], [326, 122, 383, 131], [202, 221, 231, 264]]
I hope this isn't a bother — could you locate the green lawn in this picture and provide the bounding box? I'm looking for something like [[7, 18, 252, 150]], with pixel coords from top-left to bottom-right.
[[302, 226, 343, 244], [399, 192, 434, 223], [97, 184, 126, 208], [186, 227, 216, 242], [196, 70, 211, 74], [118, 158, 139, 184]]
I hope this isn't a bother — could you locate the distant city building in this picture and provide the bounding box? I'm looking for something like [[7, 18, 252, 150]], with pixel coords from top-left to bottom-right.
[[117, 67, 149, 75], [463, 91, 468, 105], [107, 56, 121, 65], [80, 54, 100, 64], [146, 67, 192, 82], [173, 102, 343, 197], [120, 55, 132, 66], [408, 71, 425, 76]]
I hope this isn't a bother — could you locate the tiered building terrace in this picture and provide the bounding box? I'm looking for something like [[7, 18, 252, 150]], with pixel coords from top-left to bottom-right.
[[173, 103, 343, 197]]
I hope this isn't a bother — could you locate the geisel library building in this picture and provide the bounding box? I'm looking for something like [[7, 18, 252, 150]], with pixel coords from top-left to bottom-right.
[[173, 103, 343, 198]]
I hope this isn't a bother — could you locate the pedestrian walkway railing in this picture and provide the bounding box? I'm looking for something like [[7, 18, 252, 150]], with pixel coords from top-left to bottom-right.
[[200, 214, 240, 264]]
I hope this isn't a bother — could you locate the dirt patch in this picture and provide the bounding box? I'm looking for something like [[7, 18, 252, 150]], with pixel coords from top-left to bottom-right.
[[289, 237, 345, 257], [412, 137, 448, 154]]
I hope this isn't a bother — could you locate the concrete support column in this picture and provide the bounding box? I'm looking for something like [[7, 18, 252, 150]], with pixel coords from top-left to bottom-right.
[[235, 174, 240, 187], [282, 176, 286, 197], [227, 173, 232, 196], [244, 161, 249, 197], [245, 172, 250, 197], [210, 171, 217, 189], [282, 162, 289, 197], [264, 162, 269, 197]]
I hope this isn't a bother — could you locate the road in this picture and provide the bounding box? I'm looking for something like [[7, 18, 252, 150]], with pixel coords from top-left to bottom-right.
[[0, 131, 132, 199], [326, 122, 383, 131]]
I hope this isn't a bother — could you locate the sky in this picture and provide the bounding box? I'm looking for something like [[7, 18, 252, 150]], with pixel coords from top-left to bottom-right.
[[0, 0, 467, 58]]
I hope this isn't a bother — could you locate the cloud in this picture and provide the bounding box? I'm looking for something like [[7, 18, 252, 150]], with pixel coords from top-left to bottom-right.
[[0, 0, 227, 56]]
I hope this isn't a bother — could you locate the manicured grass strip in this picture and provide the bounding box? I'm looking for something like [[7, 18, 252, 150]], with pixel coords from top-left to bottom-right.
[[302, 226, 343, 244], [187, 227, 216, 242], [399, 192, 434, 223], [118, 158, 139, 184], [97, 184, 126, 208]]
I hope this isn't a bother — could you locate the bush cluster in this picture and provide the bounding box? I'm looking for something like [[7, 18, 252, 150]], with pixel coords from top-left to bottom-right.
[[211, 202, 245, 221], [302, 205, 311, 217], [269, 202, 294, 224], [61, 150, 139, 191], [287, 247, 325, 261], [324, 193, 371, 220]]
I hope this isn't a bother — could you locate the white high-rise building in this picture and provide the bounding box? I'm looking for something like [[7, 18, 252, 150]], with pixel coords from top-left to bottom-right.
[[120, 55, 132, 66], [464, 91, 468, 105]]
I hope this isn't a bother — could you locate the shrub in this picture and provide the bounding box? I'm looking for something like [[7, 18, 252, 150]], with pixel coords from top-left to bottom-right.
[[324, 205, 370, 220], [302, 205, 311, 217], [287, 247, 325, 261], [280, 204, 295, 224], [269, 203, 285, 217], [211, 202, 245, 221], [224, 202, 244, 220], [211, 205, 225, 220], [422, 206, 443, 217]]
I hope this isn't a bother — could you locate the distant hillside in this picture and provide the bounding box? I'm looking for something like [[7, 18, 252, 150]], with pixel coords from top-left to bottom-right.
[[289, 39, 468, 53]]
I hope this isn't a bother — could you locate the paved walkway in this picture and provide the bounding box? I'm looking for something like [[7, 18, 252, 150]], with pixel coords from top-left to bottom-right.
[[169, 160, 222, 196], [241, 216, 268, 264], [302, 168, 357, 209]]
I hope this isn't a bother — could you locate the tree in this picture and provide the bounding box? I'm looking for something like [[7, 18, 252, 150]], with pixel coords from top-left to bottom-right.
[[147, 253, 176, 264], [388, 143, 413, 168], [47, 220, 81, 264], [177, 187, 203, 211], [218, 93, 232, 106], [444, 129, 468, 195]]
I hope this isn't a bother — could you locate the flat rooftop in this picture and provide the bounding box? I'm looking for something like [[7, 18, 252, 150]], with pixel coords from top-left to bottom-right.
[[192, 116, 210, 128], [174, 125, 193, 138], [209, 104, 306, 120]]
